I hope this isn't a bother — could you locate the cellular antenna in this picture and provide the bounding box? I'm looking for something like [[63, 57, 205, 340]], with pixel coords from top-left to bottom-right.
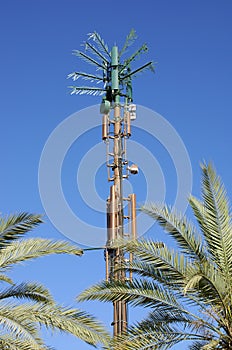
[[68, 30, 154, 337]]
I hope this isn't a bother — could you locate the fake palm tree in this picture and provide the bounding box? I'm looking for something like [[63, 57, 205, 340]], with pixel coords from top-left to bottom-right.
[[78, 163, 232, 349], [0, 213, 109, 349], [68, 29, 154, 104]]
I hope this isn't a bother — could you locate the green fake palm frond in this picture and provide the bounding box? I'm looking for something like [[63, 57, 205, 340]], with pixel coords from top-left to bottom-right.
[[73, 50, 105, 70], [119, 43, 149, 73], [84, 41, 110, 64], [119, 28, 137, 57], [67, 71, 103, 83], [88, 31, 111, 58], [121, 61, 155, 80], [69, 85, 105, 96]]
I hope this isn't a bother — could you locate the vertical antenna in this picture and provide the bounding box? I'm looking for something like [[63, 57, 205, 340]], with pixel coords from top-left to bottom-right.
[[68, 30, 154, 337]]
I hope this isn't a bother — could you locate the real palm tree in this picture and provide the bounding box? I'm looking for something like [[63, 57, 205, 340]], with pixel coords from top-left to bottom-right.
[[78, 163, 232, 349], [0, 212, 110, 349]]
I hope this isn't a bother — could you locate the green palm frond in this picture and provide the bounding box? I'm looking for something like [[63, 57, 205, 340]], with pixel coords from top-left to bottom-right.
[[69, 85, 105, 96], [0, 238, 82, 269], [140, 204, 205, 260], [67, 71, 103, 83], [78, 163, 232, 349], [0, 274, 14, 285], [121, 61, 154, 80], [0, 282, 54, 304], [73, 50, 105, 70], [119, 28, 137, 57], [200, 163, 232, 277], [183, 261, 226, 307], [0, 335, 47, 350], [24, 303, 110, 347], [0, 213, 42, 249], [84, 41, 110, 64], [0, 301, 110, 347], [119, 44, 149, 73], [188, 341, 208, 350], [0, 302, 40, 342], [88, 31, 111, 58], [78, 278, 188, 313], [112, 327, 207, 350], [115, 239, 192, 289]]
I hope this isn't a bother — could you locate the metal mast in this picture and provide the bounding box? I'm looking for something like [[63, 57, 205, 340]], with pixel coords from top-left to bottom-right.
[[68, 30, 154, 336]]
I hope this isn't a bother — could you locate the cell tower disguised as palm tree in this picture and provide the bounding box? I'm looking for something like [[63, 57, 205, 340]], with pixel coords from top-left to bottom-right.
[[68, 30, 154, 336]]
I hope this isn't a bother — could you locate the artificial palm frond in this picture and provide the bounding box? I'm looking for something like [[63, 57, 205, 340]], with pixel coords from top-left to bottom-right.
[[0, 213, 42, 249], [67, 71, 103, 83], [119, 28, 137, 57], [0, 238, 82, 270], [0, 282, 54, 304], [73, 50, 106, 70], [119, 44, 149, 73], [69, 85, 105, 96], [88, 31, 111, 58], [84, 41, 110, 64]]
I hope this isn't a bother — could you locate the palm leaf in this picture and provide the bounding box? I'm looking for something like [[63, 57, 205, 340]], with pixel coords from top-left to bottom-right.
[[78, 278, 189, 313], [140, 204, 205, 260], [24, 303, 110, 347], [200, 163, 232, 279], [0, 274, 14, 285], [0, 213, 42, 248], [119, 239, 193, 289], [0, 238, 82, 269], [0, 335, 47, 350], [0, 282, 54, 304], [112, 327, 207, 350], [0, 302, 40, 342], [188, 341, 208, 350]]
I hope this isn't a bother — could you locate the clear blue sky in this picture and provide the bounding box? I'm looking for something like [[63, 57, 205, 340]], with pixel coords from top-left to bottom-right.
[[1, 1, 232, 349]]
